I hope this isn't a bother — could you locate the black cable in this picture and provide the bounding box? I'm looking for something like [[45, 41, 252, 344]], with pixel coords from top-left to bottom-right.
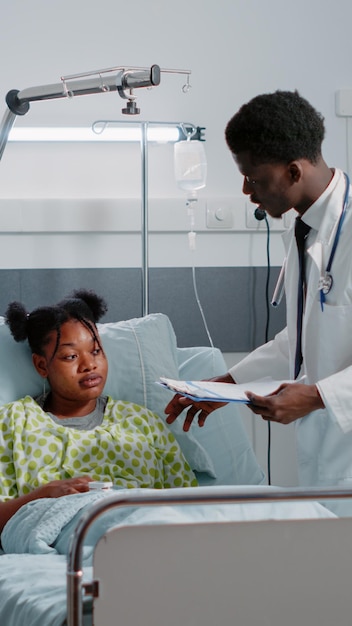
[[264, 217, 271, 342], [254, 207, 272, 485], [263, 215, 271, 485]]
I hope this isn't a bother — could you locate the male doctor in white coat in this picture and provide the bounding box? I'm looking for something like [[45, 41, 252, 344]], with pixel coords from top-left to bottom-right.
[[165, 90, 352, 513]]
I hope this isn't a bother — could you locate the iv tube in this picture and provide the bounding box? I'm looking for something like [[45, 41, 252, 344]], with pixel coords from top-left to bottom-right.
[[187, 200, 214, 350], [173, 139, 213, 348]]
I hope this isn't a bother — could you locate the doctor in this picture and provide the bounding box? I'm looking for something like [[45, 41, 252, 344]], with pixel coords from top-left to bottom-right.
[[165, 90, 352, 508]]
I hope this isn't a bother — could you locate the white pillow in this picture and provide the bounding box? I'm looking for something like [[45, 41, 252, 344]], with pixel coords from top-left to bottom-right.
[[0, 314, 215, 477]]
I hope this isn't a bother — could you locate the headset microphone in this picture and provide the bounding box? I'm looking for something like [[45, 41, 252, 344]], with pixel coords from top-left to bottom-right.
[[254, 207, 266, 221]]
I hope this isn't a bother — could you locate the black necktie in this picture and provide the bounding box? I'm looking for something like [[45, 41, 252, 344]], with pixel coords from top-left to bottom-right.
[[294, 217, 311, 379]]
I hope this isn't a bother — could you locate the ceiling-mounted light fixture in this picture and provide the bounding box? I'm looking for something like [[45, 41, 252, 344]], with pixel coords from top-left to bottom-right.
[[7, 126, 182, 143]]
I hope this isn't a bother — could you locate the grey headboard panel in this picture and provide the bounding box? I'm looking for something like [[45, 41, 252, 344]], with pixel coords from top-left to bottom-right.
[[0, 266, 285, 352]]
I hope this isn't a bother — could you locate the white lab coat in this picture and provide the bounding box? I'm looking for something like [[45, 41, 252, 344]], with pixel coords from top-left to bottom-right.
[[229, 169, 352, 505]]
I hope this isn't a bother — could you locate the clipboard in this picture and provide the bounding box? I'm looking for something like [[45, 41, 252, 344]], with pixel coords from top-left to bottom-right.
[[158, 376, 294, 403]]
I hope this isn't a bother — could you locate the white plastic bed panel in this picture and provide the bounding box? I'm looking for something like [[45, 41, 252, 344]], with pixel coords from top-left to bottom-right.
[[93, 517, 352, 626]]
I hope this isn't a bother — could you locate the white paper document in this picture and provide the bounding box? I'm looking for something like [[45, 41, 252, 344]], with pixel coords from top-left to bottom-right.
[[158, 376, 293, 403]]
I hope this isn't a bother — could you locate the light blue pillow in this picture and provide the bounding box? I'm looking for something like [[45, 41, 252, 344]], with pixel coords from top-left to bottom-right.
[[0, 314, 215, 477], [98, 314, 216, 477], [0, 317, 43, 405], [176, 346, 266, 486]]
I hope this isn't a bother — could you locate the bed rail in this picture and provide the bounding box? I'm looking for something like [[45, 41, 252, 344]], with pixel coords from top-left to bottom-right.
[[66, 485, 352, 626]]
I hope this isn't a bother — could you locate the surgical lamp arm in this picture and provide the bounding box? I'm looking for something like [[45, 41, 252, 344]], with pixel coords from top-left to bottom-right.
[[0, 64, 161, 160], [6, 65, 160, 110]]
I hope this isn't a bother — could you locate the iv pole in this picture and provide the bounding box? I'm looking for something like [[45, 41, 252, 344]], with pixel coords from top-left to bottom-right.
[[92, 119, 203, 316], [141, 121, 149, 316]]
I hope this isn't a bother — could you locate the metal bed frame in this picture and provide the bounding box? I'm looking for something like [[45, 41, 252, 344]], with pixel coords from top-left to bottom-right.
[[67, 485, 352, 626]]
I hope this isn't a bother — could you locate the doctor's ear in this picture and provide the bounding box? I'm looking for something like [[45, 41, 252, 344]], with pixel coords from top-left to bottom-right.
[[287, 161, 303, 183]]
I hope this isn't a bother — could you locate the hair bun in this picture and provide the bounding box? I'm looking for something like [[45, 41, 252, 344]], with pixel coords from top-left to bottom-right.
[[65, 289, 108, 323], [5, 301, 30, 342]]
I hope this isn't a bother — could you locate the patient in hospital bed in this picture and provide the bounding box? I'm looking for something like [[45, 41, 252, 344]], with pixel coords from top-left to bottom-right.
[[0, 292, 341, 626], [0, 288, 197, 534]]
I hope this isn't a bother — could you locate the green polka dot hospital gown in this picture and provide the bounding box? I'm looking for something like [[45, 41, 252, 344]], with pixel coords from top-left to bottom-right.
[[0, 395, 198, 500]]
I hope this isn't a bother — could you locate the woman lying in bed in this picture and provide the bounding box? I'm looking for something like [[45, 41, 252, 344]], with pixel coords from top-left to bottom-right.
[[0, 289, 197, 532]]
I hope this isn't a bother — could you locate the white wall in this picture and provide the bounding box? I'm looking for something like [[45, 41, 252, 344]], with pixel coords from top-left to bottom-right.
[[1, 0, 351, 203], [1, 0, 352, 485], [1, 0, 351, 269]]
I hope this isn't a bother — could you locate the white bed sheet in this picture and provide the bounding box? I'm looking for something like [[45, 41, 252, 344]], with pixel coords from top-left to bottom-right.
[[0, 553, 92, 626]]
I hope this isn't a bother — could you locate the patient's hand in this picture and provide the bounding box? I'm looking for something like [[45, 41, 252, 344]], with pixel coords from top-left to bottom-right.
[[0, 476, 94, 532], [165, 373, 234, 432], [35, 476, 93, 498]]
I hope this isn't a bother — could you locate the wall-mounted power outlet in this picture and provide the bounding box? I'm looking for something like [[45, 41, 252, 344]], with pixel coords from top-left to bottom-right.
[[245, 204, 266, 229], [206, 200, 234, 228], [245, 202, 286, 231]]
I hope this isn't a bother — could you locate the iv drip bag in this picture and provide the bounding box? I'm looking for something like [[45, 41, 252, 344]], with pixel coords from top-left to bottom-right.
[[174, 140, 207, 195]]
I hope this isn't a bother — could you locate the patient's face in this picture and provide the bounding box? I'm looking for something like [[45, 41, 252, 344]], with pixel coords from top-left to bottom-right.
[[34, 319, 108, 413]]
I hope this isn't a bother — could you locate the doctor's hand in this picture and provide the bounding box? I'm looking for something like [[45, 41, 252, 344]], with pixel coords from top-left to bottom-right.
[[164, 373, 234, 432], [246, 382, 324, 424]]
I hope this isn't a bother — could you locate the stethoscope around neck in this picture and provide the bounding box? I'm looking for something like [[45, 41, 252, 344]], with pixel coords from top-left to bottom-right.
[[271, 172, 350, 311], [318, 172, 350, 310]]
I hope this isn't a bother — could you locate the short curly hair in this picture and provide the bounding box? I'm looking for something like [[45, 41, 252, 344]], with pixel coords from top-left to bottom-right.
[[225, 90, 325, 165]]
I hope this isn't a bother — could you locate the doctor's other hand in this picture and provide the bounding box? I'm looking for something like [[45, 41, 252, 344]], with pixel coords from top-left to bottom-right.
[[246, 382, 324, 424], [164, 373, 234, 432]]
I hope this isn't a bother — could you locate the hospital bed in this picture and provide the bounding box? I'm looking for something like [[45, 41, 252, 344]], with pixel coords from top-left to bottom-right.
[[0, 312, 351, 626]]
